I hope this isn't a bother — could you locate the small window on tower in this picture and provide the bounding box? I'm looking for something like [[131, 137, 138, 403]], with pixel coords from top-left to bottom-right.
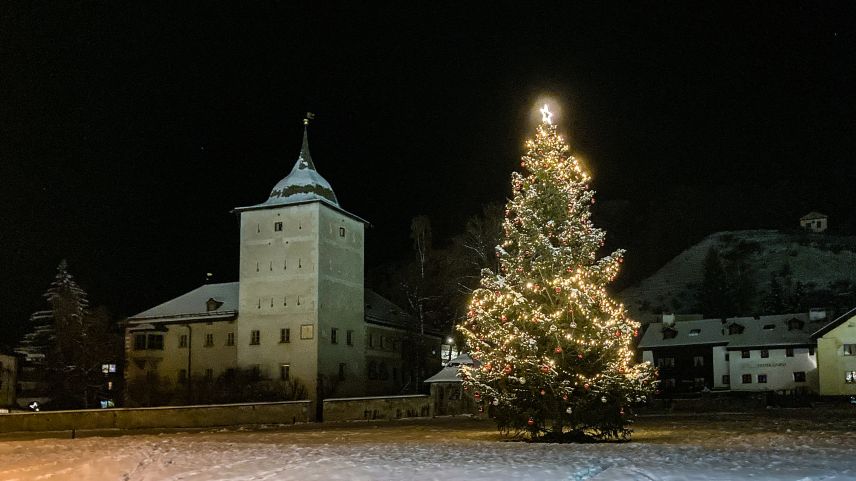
[[339, 227, 346, 237], [274, 222, 283, 232]]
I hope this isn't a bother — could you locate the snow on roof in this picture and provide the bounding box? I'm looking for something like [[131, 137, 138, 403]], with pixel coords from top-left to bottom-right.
[[639, 312, 833, 350], [800, 211, 828, 220], [424, 366, 462, 383], [235, 127, 339, 211], [364, 289, 414, 329], [129, 282, 239, 321]]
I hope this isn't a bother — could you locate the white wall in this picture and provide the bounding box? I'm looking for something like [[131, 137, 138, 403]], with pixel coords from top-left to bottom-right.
[[728, 347, 818, 392]]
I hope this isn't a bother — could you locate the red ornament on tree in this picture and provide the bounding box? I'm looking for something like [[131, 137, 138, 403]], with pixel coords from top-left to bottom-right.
[[584, 383, 590, 390], [540, 364, 551, 373], [503, 364, 513, 374], [554, 287, 561, 293], [527, 417, 535, 426], [540, 389, 546, 396], [555, 346, 563, 353]]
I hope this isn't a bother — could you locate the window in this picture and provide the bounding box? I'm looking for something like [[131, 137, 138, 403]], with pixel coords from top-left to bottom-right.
[[688, 329, 701, 336], [657, 357, 675, 368], [250, 330, 260, 345], [793, 371, 806, 383], [368, 361, 378, 380], [758, 374, 768, 384], [379, 335, 385, 349], [178, 369, 188, 384], [728, 323, 745, 335], [722, 375, 730, 385], [662, 327, 677, 340], [179, 334, 188, 348], [809, 347, 815, 356], [134, 334, 147, 350], [280, 364, 290, 381], [742, 374, 752, 384], [147, 334, 164, 350], [300, 324, 314, 340], [742, 350, 751, 359], [760, 349, 769, 359], [762, 324, 776, 330], [274, 222, 283, 232], [280, 328, 290, 343], [338, 363, 346, 381], [331, 328, 338, 344], [846, 371, 856, 384], [368, 333, 374, 348], [226, 332, 235, 346], [844, 344, 856, 356], [204, 333, 214, 347], [787, 318, 805, 331], [205, 368, 213, 381], [339, 227, 346, 237], [693, 356, 704, 367], [346, 330, 353, 346], [786, 347, 794, 357], [725, 353, 730, 361]]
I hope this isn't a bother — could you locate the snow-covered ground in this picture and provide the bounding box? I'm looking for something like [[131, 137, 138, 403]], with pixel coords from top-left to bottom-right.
[[1, 413, 855, 481]]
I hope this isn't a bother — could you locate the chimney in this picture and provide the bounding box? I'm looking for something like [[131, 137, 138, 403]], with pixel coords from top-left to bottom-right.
[[662, 313, 676, 327], [809, 308, 827, 321]]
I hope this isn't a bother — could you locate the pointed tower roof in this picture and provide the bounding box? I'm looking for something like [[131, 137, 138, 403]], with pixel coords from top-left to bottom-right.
[[264, 124, 339, 207], [235, 122, 341, 212]]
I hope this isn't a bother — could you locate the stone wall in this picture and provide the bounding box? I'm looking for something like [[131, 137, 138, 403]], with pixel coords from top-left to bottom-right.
[[0, 400, 310, 434], [322, 394, 431, 422]]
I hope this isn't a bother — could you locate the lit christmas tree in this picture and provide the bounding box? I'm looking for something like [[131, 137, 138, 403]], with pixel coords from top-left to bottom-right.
[[458, 104, 656, 441]]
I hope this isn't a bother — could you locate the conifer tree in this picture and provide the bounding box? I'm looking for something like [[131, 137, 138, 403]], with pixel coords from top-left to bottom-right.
[[458, 105, 655, 441]]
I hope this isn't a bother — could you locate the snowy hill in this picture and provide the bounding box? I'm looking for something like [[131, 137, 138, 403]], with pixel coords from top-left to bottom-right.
[[621, 229, 856, 319]]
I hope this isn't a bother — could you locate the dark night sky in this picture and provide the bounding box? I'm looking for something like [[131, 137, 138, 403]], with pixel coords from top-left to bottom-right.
[[2, 2, 855, 345]]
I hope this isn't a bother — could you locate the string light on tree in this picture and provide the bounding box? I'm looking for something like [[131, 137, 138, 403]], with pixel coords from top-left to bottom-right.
[[458, 102, 656, 441]]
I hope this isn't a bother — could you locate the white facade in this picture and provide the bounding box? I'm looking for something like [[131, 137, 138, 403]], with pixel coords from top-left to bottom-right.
[[800, 212, 828, 233], [727, 347, 817, 392]]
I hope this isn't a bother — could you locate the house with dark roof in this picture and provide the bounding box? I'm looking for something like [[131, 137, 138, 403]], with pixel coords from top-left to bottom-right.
[[125, 120, 441, 413], [639, 310, 834, 393]]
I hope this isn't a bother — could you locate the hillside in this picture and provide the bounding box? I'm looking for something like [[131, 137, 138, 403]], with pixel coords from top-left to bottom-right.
[[620, 229, 856, 320]]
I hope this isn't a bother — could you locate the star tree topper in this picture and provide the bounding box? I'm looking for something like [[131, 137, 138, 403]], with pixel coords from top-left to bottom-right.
[[540, 104, 553, 124]]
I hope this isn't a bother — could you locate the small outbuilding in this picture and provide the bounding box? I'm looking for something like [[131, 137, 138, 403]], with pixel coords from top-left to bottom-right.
[[424, 353, 481, 416], [800, 212, 828, 233]]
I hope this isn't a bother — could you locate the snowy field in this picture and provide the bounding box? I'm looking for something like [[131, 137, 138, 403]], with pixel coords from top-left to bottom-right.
[[1, 413, 855, 481]]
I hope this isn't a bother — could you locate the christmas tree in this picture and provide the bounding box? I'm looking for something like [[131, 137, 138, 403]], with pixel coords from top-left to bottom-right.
[[458, 105, 655, 441]]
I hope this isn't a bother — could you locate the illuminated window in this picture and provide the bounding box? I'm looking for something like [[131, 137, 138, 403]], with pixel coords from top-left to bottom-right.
[[758, 374, 768, 384], [793, 371, 806, 382], [688, 329, 701, 336], [250, 330, 260, 345], [300, 324, 314, 340], [844, 344, 856, 356], [846, 371, 856, 384]]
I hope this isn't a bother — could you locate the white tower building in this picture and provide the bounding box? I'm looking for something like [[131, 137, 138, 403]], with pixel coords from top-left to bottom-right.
[[233, 122, 367, 402]]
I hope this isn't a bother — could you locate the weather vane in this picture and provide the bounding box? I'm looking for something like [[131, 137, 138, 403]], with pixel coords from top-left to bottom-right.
[[540, 104, 553, 125], [303, 111, 315, 126]]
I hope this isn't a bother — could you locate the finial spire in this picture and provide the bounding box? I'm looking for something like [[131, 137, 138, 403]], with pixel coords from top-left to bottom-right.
[[298, 112, 317, 170]]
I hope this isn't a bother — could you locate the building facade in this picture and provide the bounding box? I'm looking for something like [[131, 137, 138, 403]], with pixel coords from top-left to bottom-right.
[[125, 124, 441, 410], [639, 312, 830, 393], [813, 307, 856, 396], [800, 211, 828, 232]]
